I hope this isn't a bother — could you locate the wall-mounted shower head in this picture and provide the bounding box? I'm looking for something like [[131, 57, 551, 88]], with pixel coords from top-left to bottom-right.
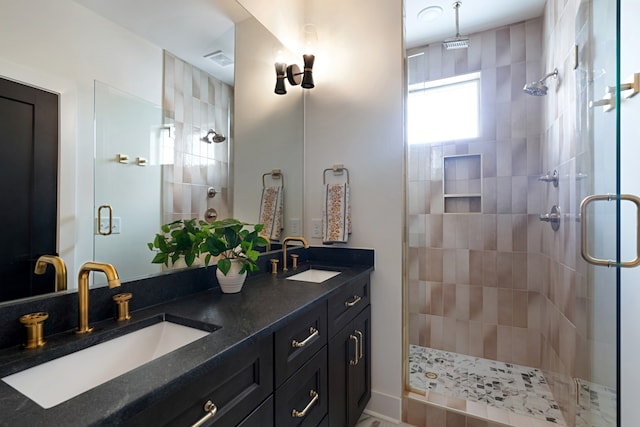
[[201, 129, 226, 143], [523, 68, 558, 96]]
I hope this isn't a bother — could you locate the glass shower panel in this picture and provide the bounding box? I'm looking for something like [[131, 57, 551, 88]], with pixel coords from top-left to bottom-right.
[[93, 82, 164, 286], [576, 0, 619, 425]]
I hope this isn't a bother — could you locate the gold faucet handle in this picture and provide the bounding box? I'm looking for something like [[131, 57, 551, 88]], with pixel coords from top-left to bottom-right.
[[290, 254, 299, 270], [20, 312, 49, 349], [113, 292, 132, 321], [270, 259, 279, 275]]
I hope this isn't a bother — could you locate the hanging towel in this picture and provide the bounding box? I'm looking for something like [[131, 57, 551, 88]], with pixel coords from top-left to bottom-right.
[[322, 183, 351, 244], [259, 186, 284, 241]]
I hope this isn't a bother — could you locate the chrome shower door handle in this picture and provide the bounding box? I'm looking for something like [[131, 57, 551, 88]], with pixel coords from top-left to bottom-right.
[[580, 194, 640, 267]]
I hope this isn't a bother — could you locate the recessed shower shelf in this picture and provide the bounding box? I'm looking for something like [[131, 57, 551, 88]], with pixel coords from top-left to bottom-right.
[[443, 154, 482, 213]]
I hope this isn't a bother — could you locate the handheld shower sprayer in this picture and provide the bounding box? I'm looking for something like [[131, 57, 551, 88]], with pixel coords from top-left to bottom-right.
[[523, 68, 558, 96]]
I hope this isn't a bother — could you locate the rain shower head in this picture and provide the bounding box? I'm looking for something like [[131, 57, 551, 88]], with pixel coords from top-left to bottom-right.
[[523, 68, 558, 96], [443, 2, 469, 50], [201, 129, 226, 143]]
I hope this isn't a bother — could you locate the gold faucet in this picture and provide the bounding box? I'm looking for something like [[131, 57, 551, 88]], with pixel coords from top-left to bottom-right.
[[34, 255, 67, 292], [76, 262, 121, 334], [282, 236, 309, 272]]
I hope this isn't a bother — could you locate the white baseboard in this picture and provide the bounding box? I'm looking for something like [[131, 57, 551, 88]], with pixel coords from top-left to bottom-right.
[[364, 390, 403, 423]]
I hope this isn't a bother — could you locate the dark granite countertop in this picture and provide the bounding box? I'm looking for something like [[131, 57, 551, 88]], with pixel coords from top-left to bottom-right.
[[0, 248, 373, 427]]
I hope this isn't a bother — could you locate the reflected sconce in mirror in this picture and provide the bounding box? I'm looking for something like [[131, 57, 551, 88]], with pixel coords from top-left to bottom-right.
[[274, 24, 317, 95], [201, 129, 226, 143]]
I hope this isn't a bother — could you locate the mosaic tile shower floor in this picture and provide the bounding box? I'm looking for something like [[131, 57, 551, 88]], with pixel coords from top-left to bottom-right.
[[409, 345, 617, 426]]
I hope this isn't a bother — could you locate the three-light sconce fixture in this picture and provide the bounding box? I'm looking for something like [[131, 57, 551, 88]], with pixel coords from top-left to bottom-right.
[[274, 24, 317, 95]]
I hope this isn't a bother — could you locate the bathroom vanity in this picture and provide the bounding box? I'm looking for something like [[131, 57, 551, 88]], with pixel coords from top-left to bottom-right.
[[0, 247, 373, 427]]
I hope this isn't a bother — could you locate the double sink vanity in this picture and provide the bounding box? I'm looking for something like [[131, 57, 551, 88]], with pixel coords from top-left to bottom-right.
[[0, 246, 373, 427]]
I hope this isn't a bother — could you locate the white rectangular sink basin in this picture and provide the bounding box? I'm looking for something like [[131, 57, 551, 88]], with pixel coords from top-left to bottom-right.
[[286, 269, 340, 283], [2, 321, 210, 409]]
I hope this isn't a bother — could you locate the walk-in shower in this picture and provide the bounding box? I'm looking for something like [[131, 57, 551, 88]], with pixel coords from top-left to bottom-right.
[[405, 0, 620, 425]]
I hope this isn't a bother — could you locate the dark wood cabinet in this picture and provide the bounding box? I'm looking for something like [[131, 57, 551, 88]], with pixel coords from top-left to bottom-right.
[[274, 302, 327, 388], [123, 273, 370, 427], [275, 347, 328, 427], [327, 285, 371, 427], [122, 335, 273, 427]]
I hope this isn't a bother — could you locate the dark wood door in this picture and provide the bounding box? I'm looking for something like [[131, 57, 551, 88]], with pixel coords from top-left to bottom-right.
[[0, 77, 58, 302]]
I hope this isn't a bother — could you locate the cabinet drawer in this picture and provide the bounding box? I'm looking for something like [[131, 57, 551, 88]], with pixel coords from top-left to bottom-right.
[[274, 302, 327, 387], [237, 396, 274, 427], [328, 275, 369, 337], [123, 335, 273, 427], [275, 346, 328, 427]]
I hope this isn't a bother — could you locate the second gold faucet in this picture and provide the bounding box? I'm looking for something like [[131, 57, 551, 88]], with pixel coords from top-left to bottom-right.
[[282, 236, 309, 272]]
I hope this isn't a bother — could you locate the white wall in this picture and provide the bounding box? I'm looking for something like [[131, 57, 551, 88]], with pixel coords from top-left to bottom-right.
[[620, 0, 640, 425], [304, 0, 405, 420], [0, 0, 163, 286], [234, 17, 304, 237]]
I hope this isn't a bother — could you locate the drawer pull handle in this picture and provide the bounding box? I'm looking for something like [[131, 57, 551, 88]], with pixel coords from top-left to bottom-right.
[[291, 327, 319, 348], [349, 334, 359, 365], [292, 389, 319, 418], [355, 330, 364, 360], [191, 400, 217, 427], [344, 295, 362, 307]]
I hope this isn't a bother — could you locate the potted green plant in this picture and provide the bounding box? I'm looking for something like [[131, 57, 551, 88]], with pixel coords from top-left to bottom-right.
[[148, 218, 268, 293], [204, 217, 267, 271]]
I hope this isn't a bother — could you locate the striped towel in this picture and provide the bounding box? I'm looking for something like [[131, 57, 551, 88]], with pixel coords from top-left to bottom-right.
[[259, 186, 284, 241], [322, 183, 351, 244]]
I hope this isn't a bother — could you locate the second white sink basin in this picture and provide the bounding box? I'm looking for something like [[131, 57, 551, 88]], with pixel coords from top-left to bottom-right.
[[2, 320, 210, 409], [286, 269, 341, 283]]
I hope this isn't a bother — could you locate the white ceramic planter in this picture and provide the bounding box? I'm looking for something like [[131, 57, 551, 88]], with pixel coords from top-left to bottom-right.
[[215, 259, 247, 293]]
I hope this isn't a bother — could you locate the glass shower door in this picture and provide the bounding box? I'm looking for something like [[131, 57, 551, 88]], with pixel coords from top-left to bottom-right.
[[93, 82, 164, 286], [579, 0, 640, 425]]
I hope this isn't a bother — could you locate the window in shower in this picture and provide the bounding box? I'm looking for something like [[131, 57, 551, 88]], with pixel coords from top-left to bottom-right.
[[407, 72, 480, 144]]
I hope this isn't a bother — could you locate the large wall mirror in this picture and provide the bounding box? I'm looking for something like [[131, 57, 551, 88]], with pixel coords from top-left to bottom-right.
[[0, 0, 303, 301]]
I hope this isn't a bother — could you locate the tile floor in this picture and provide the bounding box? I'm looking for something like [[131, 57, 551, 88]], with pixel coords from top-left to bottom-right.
[[356, 413, 414, 427], [408, 345, 617, 427]]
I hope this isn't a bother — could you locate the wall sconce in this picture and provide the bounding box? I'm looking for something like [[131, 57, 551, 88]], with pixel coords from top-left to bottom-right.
[[274, 55, 315, 95], [274, 24, 317, 95]]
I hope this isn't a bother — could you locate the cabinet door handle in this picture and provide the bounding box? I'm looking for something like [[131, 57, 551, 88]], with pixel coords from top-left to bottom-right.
[[291, 390, 319, 418], [291, 327, 319, 348], [349, 334, 359, 365], [344, 295, 362, 307], [355, 330, 364, 360], [191, 400, 217, 427]]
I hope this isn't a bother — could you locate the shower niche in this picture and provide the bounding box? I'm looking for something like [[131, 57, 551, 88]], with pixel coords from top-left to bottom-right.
[[442, 154, 482, 213]]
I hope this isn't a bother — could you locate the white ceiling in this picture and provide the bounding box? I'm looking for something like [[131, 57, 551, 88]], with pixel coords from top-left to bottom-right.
[[72, 0, 547, 86], [73, 0, 248, 85], [405, 0, 547, 49]]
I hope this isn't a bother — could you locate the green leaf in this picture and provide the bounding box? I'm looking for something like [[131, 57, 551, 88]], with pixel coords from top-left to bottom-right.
[[152, 252, 168, 265], [217, 258, 231, 275], [185, 252, 196, 267]]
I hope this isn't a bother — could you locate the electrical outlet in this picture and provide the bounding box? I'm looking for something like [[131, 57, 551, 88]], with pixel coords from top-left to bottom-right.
[[311, 218, 322, 238], [289, 218, 300, 236], [96, 217, 121, 235]]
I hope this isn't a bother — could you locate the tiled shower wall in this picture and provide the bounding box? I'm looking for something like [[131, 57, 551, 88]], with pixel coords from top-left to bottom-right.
[[407, 18, 546, 368], [162, 51, 232, 224]]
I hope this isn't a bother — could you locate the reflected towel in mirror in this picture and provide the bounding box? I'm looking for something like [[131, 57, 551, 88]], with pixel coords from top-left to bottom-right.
[[322, 183, 351, 244], [259, 186, 284, 240]]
